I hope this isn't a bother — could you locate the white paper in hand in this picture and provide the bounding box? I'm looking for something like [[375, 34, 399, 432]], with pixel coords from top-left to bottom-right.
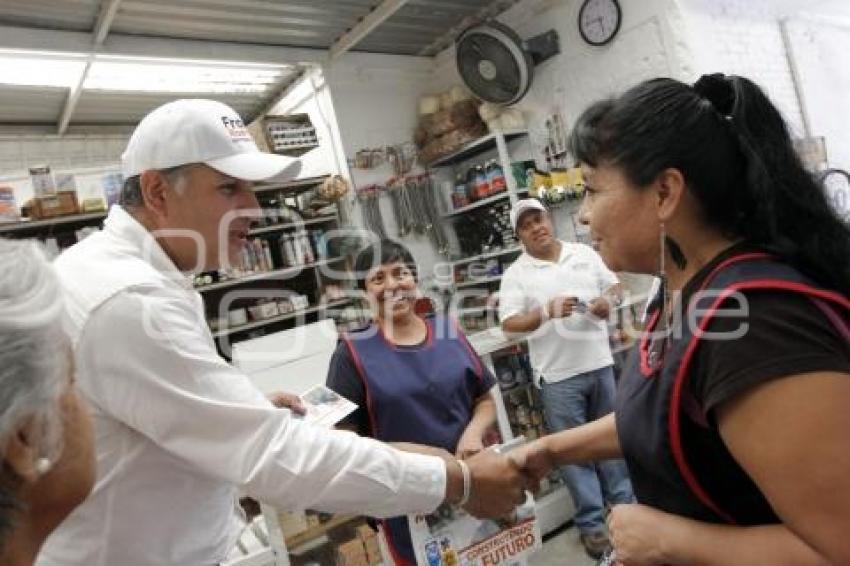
[[298, 385, 357, 429]]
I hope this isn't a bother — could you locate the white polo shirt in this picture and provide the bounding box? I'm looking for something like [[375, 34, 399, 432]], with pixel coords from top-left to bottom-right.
[[498, 241, 618, 383]]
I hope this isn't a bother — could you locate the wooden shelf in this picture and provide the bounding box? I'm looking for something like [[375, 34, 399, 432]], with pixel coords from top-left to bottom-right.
[[441, 188, 528, 219], [0, 211, 107, 234], [450, 246, 522, 267], [248, 214, 336, 236], [429, 130, 528, 167], [284, 514, 358, 550], [196, 256, 346, 293], [211, 299, 351, 338]]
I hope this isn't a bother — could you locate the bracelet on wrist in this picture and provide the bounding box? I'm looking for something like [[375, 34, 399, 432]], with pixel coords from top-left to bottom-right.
[[457, 459, 472, 506]]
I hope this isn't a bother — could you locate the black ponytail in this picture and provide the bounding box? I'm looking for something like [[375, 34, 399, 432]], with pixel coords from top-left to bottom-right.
[[569, 74, 850, 296]]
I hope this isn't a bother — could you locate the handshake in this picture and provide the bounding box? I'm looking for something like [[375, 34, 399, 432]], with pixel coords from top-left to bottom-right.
[[441, 437, 557, 519]]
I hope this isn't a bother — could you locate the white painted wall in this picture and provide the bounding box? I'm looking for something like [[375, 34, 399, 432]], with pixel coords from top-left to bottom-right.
[[679, 0, 805, 133], [679, 0, 850, 171], [783, 17, 850, 172]]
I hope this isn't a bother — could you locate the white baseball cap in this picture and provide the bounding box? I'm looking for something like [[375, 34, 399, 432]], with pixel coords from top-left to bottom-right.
[[509, 198, 547, 230], [121, 99, 301, 182]]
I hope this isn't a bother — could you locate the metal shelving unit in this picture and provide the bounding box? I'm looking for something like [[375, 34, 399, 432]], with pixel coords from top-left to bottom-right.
[[0, 210, 107, 234], [441, 188, 528, 219], [429, 130, 529, 168], [454, 274, 503, 289], [195, 256, 346, 293], [212, 298, 351, 338], [449, 245, 522, 266], [248, 214, 336, 236]]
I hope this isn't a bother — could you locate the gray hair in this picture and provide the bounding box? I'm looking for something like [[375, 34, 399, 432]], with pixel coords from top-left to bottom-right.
[[119, 164, 195, 208], [0, 239, 68, 536]]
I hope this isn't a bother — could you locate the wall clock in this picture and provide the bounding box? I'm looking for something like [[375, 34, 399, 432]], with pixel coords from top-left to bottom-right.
[[579, 0, 622, 46]]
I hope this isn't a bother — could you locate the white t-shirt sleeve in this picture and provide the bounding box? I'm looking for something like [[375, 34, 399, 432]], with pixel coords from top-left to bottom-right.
[[76, 290, 445, 517], [498, 265, 529, 321]]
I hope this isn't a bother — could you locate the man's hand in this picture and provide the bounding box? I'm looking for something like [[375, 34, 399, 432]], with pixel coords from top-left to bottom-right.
[[445, 449, 528, 519], [509, 437, 556, 488], [266, 391, 306, 415], [547, 296, 579, 319], [588, 296, 612, 319]]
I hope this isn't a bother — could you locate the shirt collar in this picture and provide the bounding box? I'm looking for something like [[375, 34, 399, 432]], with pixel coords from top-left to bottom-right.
[[103, 205, 194, 290], [521, 240, 571, 267]]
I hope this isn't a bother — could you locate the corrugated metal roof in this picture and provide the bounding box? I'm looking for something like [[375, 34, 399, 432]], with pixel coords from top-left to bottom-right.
[[0, 0, 513, 132], [0, 86, 67, 123], [0, 0, 99, 32], [72, 90, 263, 123]]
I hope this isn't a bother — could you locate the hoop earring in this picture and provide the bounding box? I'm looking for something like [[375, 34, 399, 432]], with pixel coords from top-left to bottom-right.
[[648, 223, 671, 372]]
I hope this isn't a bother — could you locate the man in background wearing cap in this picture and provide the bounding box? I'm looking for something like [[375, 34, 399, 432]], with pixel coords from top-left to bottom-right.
[[38, 100, 527, 566], [498, 198, 633, 559]]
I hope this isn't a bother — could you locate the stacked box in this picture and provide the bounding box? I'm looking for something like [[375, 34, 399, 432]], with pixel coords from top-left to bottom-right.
[[335, 538, 369, 566]]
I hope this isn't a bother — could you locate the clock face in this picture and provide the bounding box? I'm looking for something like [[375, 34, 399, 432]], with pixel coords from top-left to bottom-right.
[[579, 0, 622, 46]]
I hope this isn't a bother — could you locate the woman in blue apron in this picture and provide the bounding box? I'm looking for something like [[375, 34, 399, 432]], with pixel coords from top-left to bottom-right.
[[327, 239, 497, 565], [513, 74, 850, 564]]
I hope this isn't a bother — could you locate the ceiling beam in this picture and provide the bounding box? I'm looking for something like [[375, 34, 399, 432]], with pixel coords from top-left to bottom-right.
[[58, 0, 124, 135], [329, 0, 411, 60], [0, 25, 328, 66]]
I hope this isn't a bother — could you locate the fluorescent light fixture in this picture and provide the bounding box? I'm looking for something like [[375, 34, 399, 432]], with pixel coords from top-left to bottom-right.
[[0, 49, 294, 94], [0, 49, 87, 88], [85, 55, 291, 93]]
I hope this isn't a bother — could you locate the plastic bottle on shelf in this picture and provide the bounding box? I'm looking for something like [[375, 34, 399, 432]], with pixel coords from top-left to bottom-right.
[[474, 164, 490, 199], [487, 159, 507, 194], [465, 165, 479, 202], [452, 173, 469, 209]]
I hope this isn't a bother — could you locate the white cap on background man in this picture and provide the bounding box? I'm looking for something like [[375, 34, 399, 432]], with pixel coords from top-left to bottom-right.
[[121, 99, 301, 182], [509, 198, 547, 231]]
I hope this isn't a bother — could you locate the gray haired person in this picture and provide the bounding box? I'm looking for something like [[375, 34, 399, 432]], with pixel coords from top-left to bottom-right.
[[0, 239, 95, 565]]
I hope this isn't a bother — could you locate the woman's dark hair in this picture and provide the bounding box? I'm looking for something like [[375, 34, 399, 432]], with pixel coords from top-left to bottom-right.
[[569, 73, 850, 296], [353, 239, 417, 290]]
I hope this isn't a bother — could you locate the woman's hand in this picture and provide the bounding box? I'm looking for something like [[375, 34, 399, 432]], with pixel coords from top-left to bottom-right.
[[266, 391, 306, 415], [608, 503, 673, 565], [455, 429, 485, 460]]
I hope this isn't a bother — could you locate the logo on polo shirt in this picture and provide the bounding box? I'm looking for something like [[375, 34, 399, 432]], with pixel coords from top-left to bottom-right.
[[220, 116, 253, 143]]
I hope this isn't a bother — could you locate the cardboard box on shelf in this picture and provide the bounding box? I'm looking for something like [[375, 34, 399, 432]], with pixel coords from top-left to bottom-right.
[[335, 538, 368, 566], [355, 524, 376, 543], [28, 192, 79, 219], [364, 537, 382, 565], [277, 511, 309, 539]]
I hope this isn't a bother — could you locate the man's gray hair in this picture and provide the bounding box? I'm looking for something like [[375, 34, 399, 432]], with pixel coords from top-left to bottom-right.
[[0, 239, 68, 537], [119, 164, 195, 208]]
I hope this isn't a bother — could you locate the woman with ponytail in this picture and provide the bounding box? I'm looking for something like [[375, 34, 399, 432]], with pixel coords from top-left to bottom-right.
[[513, 74, 850, 564]]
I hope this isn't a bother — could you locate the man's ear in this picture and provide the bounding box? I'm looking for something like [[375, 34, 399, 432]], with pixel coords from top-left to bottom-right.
[[4, 418, 42, 484], [654, 167, 687, 223], [138, 170, 170, 220]]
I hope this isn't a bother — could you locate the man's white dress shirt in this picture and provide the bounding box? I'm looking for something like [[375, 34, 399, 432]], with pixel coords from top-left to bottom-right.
[[39, 206, 445, 566]]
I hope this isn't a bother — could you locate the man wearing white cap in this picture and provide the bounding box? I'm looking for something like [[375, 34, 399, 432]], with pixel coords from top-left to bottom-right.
[[38, 100, 526, 566], [498, 198, 633, 559]]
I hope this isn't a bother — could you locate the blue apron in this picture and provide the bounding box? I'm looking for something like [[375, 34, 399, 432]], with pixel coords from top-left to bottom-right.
[[341, 315, 488, 564]]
